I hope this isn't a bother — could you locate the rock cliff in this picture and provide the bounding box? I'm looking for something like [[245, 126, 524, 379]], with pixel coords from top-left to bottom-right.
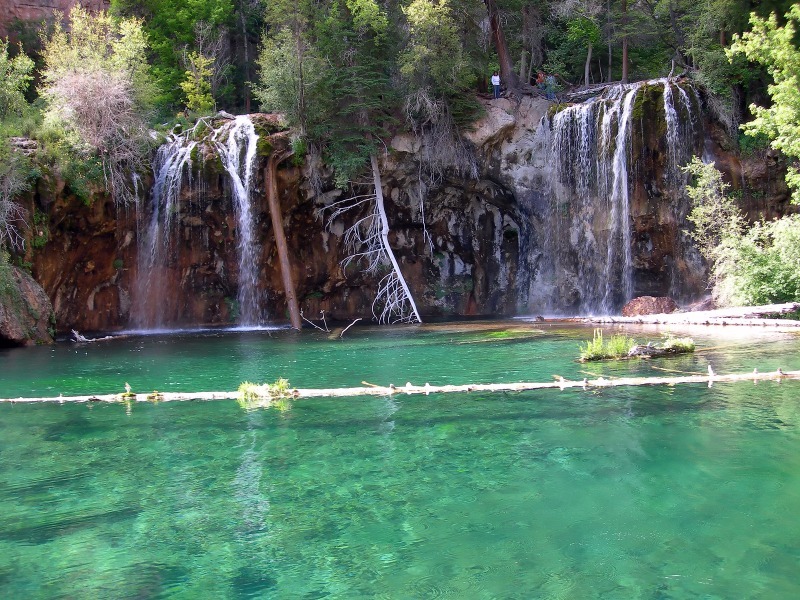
[[0, 262, 55, 346], [0, 1, 109, 40], [14, 83, 792, 332]]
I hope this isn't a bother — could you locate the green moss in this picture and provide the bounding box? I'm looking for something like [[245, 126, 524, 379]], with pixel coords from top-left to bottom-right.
[[256, 136, 273, 158], [547, 103, 572, 119], [631, 83, 664, 122], [203, 151, 225, 176]]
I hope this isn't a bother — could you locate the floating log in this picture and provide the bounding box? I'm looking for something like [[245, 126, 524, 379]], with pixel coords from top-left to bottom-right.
[[582, 302, 800, 328], [1, 369, 798, 404]]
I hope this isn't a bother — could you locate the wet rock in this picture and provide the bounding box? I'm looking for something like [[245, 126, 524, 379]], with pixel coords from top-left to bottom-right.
[[0, 265, 55, 346], [621, 296, 678, 317]]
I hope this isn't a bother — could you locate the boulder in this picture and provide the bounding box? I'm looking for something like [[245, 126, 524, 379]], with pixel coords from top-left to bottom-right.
[[0, 265, 55, 346], [621, 296, 678, 317]]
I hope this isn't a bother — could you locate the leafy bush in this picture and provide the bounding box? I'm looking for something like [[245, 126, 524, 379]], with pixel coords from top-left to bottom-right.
[[39, 7, 155, 206], [713, 215, 800, 306], [0, 38, 34, 120]]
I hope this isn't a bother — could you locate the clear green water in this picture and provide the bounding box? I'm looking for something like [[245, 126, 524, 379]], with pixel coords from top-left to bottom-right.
[[2, 322, 800, 598]]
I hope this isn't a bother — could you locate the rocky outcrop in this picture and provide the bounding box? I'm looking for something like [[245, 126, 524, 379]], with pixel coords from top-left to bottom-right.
[[0, 264, 55, 346], [621, 296, 678, 317], [18, 82, 796, 331], [0, 1, 109, 40]]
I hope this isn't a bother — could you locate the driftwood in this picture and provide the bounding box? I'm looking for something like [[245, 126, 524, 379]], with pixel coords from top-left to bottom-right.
[[2, 368, 797, 404], [583, 302, 800, 328], [71, 330, 120, 343]]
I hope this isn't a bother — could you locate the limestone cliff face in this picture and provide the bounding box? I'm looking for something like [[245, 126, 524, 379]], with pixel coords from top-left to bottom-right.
[[0, 263, 55, 346]]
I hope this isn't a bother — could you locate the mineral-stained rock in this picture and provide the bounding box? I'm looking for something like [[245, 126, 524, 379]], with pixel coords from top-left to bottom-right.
[[0, 1, 110, 40], [621, 296, 678, 317], [0, 265, 55, 346]]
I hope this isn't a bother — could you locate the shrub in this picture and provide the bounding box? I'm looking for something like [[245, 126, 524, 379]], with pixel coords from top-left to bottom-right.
[[713, 215, 800, 306]]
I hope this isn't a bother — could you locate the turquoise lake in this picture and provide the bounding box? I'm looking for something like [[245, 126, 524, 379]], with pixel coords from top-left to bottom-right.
[[1, 321, 799, 598]]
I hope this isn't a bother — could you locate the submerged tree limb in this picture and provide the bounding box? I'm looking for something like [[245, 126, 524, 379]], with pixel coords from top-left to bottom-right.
[[3, 369, 797, 404]]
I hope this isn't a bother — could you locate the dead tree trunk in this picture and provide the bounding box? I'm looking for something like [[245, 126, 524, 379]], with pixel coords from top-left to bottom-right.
[[265, 152, 302, 330], [370, 154, 422, 323]]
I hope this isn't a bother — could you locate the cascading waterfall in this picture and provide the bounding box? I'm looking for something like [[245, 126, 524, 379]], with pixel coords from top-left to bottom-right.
[[132, 134, 197, 328], [214, 116, 263, 326], [132, 115, 265, 329], [540, 79, 700, 314]]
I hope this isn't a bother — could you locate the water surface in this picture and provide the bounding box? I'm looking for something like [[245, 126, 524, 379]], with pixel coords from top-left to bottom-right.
[[1, 322, 799, 598]]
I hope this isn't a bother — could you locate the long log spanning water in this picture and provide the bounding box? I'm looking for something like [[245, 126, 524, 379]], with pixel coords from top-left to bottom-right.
[[2, 369, 798, 404]]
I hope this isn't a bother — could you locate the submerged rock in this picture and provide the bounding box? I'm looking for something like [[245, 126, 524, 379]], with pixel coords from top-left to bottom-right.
[[0, 265, 55, 346]]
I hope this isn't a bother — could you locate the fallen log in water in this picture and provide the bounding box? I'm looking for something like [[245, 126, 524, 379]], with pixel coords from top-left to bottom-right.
[[583, 302, 800, 327], [2, 369, 798, 404]]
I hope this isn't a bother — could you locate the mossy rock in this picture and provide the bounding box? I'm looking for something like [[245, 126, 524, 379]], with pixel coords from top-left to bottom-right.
[[257, 137, 273, 158], [547, 103, 573, 119]]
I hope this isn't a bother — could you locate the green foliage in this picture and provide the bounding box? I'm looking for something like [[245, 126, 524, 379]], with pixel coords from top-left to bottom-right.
[[713, 214, 800, 306], [237, 378, 294, 411], [399, 0, 475, 97], [566, 16, 601, 48], [31, 209, 49, 249], [682, 157, 743, 262], [180, 51, 215, 114], [660, 335, 696, 353], [39, 7, 155, 205], [0, 38, 34, 119], [728, 5, 800, 203], [110, 0, 235, 110], [738, 131, 771, 156], [579, 328, 636, 361]]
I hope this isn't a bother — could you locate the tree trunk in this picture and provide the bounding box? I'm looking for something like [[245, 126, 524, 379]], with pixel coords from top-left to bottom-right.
[[370, 154, 421, 323], [484, 0, 519, 89], [584, 42, 593, 88], [265, 153, 302, 330], [621, 0, 629, 84], [607, 0, 612, 82], [519, 49, 528, 83]]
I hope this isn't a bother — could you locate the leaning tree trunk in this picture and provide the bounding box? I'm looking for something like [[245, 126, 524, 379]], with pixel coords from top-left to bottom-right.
[[370, 154, 421, 323], [265, 152, 302, 330], [584, 42, 593, 88], [484, 0, 519, 89]]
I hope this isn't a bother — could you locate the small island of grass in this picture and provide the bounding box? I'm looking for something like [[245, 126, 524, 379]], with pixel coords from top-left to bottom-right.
[[579, 329, 695, 362]]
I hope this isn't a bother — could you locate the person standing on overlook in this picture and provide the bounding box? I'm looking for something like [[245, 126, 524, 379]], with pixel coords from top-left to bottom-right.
[[491, 71, 501, 99]]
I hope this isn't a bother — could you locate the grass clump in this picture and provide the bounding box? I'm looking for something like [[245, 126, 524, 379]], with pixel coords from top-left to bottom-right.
[[579, 329, 636, 362], [237, 378, 294, 411], [660, 335, 695, 353]]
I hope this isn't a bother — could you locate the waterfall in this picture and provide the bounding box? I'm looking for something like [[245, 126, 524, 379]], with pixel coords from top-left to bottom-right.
[[132, 116, 265, 329], [214, 116, 263, 326], [132, 133, 197, 328], [539, 79, 701, 314]]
